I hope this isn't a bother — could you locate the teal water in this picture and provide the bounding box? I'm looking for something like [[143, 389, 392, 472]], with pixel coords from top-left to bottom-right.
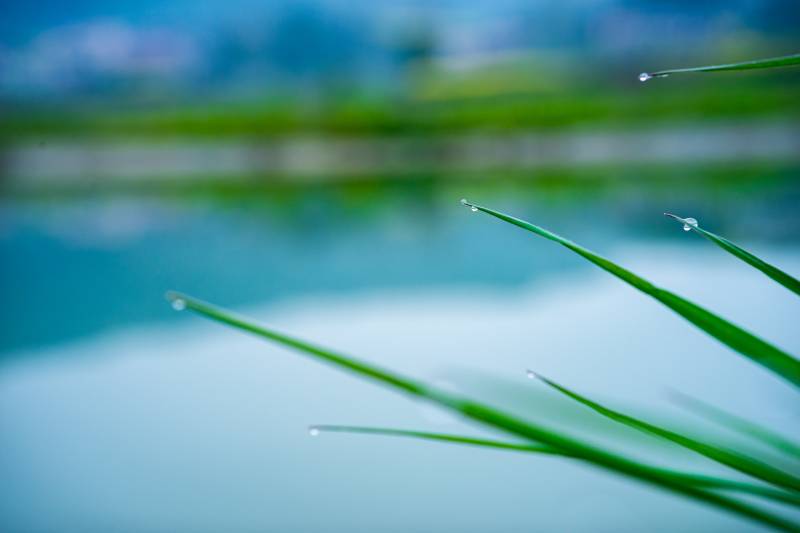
[[1, 184, 799, 532], [3, 177, 799, 356]]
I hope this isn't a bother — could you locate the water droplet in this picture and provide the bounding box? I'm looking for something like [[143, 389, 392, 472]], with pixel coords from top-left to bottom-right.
[[682, 217, 698, 232], [638, 72, 652, 82], [308, 426, 320, 437], [526, 369, 537, 380], [171, 298, 186, 311], [460, 198, 478, 212]]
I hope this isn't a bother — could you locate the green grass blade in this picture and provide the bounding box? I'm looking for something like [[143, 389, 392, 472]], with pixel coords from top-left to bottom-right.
[[664, 213, 800, 297], [310, 425, 561, 454], [670, 391, 800, 461], [530, 372, 800, 492], [639, 53, 800, 81], [673, 474, 800, 507], [313, 425, 800, 507], [461, 200, 800, 388], [166, 291, 799, 532]]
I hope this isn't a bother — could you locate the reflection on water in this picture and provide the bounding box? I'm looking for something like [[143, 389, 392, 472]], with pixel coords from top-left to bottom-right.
[[3, 175, 799, 356], [1, 183, 800, 532]]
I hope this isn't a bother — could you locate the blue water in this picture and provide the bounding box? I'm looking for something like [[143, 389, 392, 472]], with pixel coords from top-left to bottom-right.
[[0, 194, 604, 355], [6, 180, 798, 356], [2, 188, 800, 532]]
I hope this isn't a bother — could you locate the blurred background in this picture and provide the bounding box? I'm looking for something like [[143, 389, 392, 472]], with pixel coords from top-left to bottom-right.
[[1, 1, 799, 531]]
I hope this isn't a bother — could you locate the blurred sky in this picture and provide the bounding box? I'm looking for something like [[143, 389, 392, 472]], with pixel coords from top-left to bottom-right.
[[2, 0, 799, 101]]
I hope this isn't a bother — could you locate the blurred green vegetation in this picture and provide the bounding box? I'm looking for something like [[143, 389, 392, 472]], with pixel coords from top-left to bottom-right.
[[3, 63, 799, 140], [9, 161, 798, 222]]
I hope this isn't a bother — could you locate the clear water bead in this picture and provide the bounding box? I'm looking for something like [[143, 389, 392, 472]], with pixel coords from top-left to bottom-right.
[[460, 198, 478, 212], [638, 72, 652, 82], [682, 218, 698, 232], [526, 370, 537, 380], [308, 426, 320, 437], [171, 298, 186, 311]]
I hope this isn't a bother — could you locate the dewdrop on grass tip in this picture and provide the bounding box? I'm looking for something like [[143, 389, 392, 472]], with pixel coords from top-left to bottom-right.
[[308, 426, 320, 437], [638, 72, 669, 82], [166, 292, 186, 311], [664, 213, 699, 232], [460, 198, 478, 212]]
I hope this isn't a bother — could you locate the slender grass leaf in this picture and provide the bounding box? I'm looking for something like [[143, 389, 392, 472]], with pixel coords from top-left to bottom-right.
[[530, 372, 800, 492], [314, 425, 800, 507], [310, 425, 560, 454], [461, 200, 800, 388], [165, 291, 799, 532], [639, 53, 800, 81], [670, 391, 800, 461], [664, 213, 800, 297], [695, 479, 800, 508]]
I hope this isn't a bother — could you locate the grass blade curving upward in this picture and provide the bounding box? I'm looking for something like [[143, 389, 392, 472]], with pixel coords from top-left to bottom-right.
[[460, 200, 800, 388], [313, 425, 800, 507], [669, 391, 800, 461], [639, 53, 800, 81], [530, 372, 800, 493], [165, 291, 799, 532], [664, 213, 800, 297]]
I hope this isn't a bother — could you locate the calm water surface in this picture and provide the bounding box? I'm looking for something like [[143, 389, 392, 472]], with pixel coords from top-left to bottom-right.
[[1, 189, 799, 532]]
